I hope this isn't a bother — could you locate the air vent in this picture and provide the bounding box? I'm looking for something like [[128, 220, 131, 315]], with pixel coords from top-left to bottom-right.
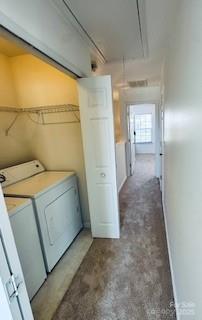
[[128, 80, 148, 88]]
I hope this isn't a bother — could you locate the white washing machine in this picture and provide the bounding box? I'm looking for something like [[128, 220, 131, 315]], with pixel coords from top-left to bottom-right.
[[1, 160, 83, 272], [4, 197, 47, 300]]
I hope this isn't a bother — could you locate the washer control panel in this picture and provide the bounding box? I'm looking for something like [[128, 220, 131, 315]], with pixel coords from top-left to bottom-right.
[[0, 160, 45, 187]]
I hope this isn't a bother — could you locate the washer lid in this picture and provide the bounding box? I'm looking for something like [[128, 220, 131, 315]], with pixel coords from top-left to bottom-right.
[[4, 171, 75, 198], [4, 197, 32, 216]]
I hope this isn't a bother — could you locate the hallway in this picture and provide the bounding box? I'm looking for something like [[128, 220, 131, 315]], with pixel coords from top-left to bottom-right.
[[53, 155, 175, 320]]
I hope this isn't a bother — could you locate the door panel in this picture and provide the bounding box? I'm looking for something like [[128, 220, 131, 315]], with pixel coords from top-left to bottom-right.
[[88, 88, 108, 116], [78, 75, 120, 238], [0, 238, 22, 319], [91, 119, 111, 167], [0, 277, 13, 320], [0, 186, 33, 320], [95, 184, 114, 224]]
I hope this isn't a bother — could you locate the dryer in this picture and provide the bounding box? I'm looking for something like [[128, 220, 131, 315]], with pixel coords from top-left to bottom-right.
[[1, 160, 83, 272], [4, 197, 47, 300]]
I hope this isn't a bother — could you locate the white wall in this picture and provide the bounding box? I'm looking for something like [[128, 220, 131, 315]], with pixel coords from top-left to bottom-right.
[[116, 141, 127, 192], [132, 104, 156, 154], [0, 0, 91, 76], [123, 86, 161, 105], [163, 0, 202, 318]]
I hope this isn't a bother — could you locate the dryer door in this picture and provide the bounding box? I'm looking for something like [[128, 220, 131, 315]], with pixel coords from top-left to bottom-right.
[[35, 178, 82, 272], [45, 187, 76, 245]]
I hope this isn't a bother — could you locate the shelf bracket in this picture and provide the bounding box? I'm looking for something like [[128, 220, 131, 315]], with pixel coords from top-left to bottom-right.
[[5, 113, 20, 136]]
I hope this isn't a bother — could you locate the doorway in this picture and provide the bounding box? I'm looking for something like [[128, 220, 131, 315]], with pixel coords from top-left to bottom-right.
[[0, 30, 93, 320], [126, 103, 161, 179]]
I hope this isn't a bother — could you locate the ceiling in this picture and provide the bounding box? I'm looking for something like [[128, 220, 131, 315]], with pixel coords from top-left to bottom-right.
[[63, 0, 145, 62], [0, 36, 27, 57], [96, 57, 162, 88], [62, 0, 176, 88]]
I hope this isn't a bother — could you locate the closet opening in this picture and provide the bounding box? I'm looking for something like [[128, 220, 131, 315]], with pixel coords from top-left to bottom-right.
[[0, 31, 92, 320]]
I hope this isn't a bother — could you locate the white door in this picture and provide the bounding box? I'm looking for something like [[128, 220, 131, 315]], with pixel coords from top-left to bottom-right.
[[78, 75, 120, 239], [0, 186, 33, 320], [128, 107, 136, 175]]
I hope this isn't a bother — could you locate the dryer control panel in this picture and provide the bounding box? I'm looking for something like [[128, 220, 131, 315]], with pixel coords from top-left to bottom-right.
[[0, 160, 45, 187]]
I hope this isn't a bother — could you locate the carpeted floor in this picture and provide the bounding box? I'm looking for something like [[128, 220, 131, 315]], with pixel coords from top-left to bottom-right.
[[53, 155, 176, 320]]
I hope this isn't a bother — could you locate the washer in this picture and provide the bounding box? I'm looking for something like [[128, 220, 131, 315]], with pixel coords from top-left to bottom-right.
[[4, 197, 47, 300], [1, 160, 83, 272]]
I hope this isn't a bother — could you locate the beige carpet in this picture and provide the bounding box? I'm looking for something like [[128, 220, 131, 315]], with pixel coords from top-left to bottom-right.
[[53, 155, 176, 320]]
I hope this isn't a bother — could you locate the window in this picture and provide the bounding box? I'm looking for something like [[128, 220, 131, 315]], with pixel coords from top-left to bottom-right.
[[135, 113, 152, 143]]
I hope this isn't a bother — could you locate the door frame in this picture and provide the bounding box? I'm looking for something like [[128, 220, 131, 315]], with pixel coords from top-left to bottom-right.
[[159, 98, 165, 195], [126, 104, 136, 176], [125, 100, 161, 178]]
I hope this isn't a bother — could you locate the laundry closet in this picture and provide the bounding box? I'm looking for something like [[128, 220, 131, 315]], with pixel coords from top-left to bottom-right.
[[0, 42, 89, 224], [0, 35, 91, 319]]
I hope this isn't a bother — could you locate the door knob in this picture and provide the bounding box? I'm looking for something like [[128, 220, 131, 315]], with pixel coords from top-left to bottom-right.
[[100, 172, 106, 177]]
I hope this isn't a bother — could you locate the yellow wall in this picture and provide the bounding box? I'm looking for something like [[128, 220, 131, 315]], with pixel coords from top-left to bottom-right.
[[0, 53, 33, 168], [0, 53, 18, 106], [9, 54, 90, 225], [10, 55, 78, 107]]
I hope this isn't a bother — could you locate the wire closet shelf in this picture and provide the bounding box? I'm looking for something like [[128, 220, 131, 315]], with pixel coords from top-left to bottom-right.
[[0, 104, 80, 135]]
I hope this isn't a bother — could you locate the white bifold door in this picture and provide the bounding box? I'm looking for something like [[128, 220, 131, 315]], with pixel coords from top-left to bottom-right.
[[78, 75, 120, 238], [0, 186, 33, 320]]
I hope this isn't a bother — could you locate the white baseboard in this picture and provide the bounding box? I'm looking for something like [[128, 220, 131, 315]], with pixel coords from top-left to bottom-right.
[[118, 175, 127, 193], [162, 199, 180, 320]]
